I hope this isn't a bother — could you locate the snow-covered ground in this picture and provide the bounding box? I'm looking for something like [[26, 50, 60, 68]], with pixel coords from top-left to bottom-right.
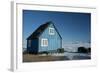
[[63, 42, 90, 52], [49, 52, 91, 60], [64, 52, 90, 60]]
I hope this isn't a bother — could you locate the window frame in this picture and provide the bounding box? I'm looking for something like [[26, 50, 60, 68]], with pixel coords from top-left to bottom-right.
[[49, 27, 55, 35], [41, 38, 48, 47]]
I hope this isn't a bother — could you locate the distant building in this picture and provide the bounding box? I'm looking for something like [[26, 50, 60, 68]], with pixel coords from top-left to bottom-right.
[[27, 21, 62, 54]]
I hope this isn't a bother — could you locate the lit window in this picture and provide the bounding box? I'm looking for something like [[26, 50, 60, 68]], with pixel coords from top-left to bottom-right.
[[41, 39, 48, 47], [49, 28, 55, 35]]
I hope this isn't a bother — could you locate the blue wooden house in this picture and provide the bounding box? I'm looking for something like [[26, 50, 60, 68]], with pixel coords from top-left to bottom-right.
[[27, 21, 62, 54]]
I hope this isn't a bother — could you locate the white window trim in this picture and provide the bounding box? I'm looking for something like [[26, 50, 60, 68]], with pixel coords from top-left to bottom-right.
[[41, 38, 48, 47], [49, 27, 55, 35]]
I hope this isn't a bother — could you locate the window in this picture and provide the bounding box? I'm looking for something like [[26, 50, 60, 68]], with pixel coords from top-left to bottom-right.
[[49, 27, 55, 35], [28, 40, 31, 47], [41, 39, 48, 47]]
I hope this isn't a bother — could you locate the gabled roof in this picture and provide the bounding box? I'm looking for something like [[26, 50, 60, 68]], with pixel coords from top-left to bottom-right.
[[27, 21, 62, 40]]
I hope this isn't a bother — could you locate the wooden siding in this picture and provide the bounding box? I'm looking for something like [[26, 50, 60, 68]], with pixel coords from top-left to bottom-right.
[[27, 39, 38, 54], [39, 23, 62, 52]]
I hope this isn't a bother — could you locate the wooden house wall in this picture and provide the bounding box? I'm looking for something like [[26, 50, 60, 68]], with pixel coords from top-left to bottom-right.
[[38, 24, 62, 52]]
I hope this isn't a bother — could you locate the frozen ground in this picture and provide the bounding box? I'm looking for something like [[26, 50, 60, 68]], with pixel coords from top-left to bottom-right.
[[64, 52, 90, 60], [50, 52, 91, 60]]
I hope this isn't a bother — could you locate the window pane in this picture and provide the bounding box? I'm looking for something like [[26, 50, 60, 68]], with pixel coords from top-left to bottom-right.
[[49, 28, 54, 35], [41, 39, 48, 47], [28, 40, 31, 47]]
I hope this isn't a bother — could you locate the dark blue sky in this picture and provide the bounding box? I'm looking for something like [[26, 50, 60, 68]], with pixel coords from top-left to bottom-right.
[[23, 10, 91, 48]]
